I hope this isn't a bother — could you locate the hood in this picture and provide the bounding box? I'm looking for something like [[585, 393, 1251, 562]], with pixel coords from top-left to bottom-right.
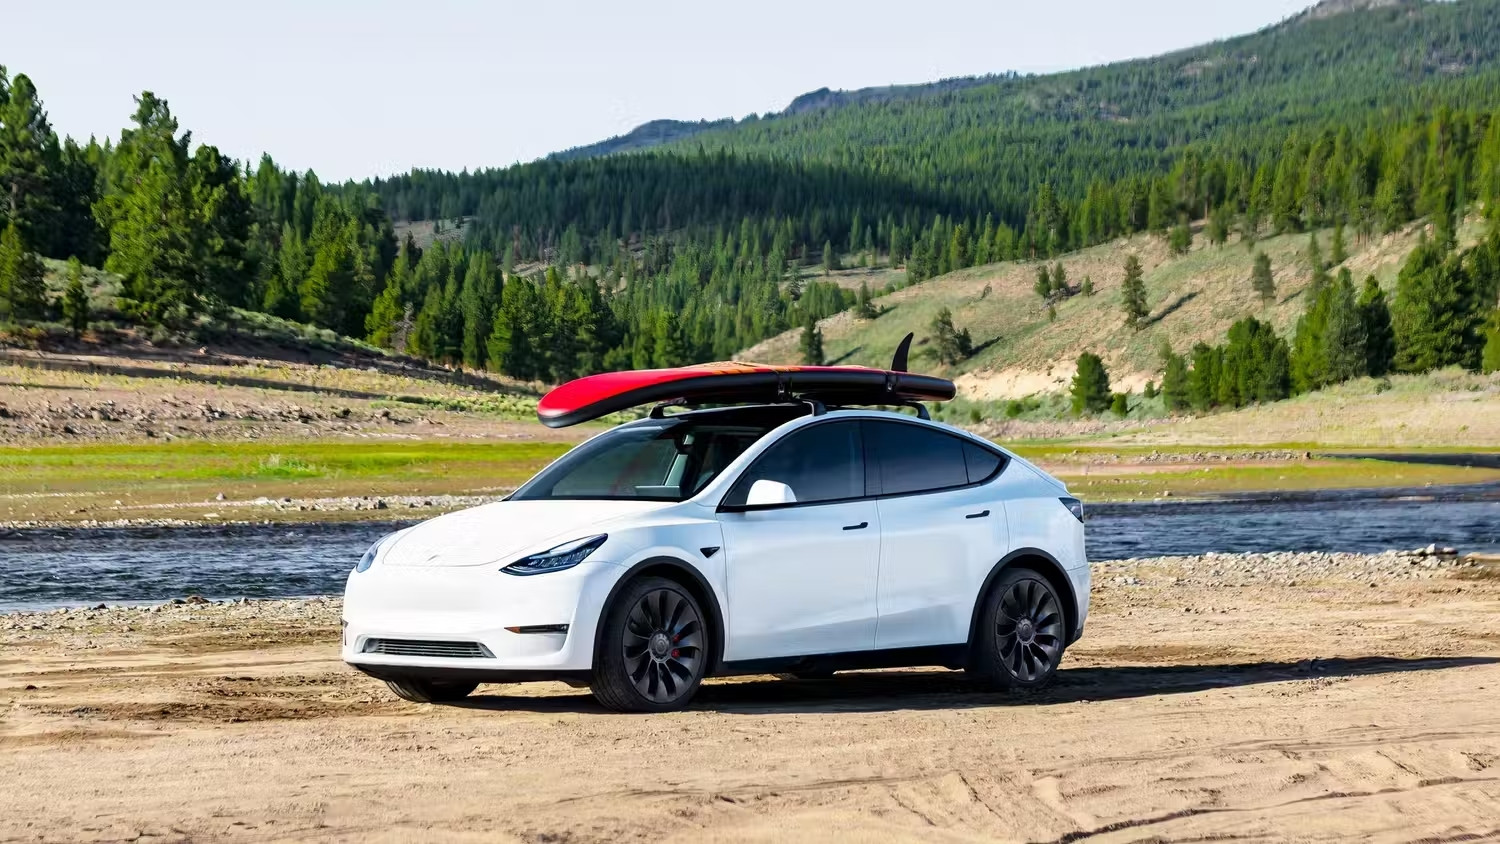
[[379, 499, 671, 568]]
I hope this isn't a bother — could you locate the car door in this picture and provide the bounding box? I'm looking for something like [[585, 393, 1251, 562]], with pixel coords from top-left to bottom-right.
[[716, 420, 880, 661], [867, 420, 1011, 649]]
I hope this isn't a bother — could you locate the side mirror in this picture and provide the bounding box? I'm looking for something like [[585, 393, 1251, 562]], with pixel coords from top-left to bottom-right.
[[745, 479, 797, 507]]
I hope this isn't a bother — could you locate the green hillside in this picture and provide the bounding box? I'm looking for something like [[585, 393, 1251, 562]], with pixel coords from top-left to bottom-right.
[[742, 217, 1491, 398], [5, 1, 1499, 394], [376, 0, 1500, 233], [645, 0, 1500, 220]]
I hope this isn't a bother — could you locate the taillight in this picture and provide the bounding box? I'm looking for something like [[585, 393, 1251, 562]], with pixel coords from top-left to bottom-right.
[[1060, 497, 1084, 522]]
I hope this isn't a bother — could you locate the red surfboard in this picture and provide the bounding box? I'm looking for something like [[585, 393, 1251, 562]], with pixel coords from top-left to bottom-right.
[[537, 334, 955, 428]]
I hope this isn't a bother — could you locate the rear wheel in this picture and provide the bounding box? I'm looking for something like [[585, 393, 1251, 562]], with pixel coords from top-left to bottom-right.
[[969, 567, 1066, 691], [385, 678, 479, 703], [592, 577, 709, 712]]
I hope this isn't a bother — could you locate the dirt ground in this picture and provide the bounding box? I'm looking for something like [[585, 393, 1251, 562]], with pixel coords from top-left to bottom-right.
[[3, 558, 1499, 843], [0, 347, 581, 446]]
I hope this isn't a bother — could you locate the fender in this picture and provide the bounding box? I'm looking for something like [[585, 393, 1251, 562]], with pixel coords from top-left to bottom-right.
[[593, 556, 728, 674], [966, 547, 1082, 647]]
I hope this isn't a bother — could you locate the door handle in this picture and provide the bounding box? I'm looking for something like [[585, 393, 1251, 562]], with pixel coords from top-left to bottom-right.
[[842, 521, 869, 531], [965, 509, 990, 519]]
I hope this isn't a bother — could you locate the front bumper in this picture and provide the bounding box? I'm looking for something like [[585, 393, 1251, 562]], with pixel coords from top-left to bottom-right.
[[341, 560, 623, 675]]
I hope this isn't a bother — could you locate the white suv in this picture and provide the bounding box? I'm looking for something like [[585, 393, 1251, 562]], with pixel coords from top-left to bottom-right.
[[343, 405, 1089, 711]]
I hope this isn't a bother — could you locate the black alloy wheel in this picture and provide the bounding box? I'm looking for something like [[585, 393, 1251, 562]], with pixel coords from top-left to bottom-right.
[[593, 577, 708, 712], [970, 567, 1066, 690]]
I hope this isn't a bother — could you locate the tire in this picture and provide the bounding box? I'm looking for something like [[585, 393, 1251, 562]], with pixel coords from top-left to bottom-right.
[[968, 567, 1067, 691], [591, 577, 709, 712], [385, 677, 479, 703]]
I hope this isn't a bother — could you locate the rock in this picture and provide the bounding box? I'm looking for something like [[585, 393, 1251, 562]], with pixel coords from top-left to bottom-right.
[[215, 492, 226, 501], [184, 595, 210, 605], [375, 500, 388, 510]]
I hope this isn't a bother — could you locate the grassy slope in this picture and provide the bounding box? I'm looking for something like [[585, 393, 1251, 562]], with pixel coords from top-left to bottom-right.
[[744, 219, 1486, 396]]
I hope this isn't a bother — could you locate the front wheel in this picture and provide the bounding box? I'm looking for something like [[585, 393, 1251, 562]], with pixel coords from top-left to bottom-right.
[[591, 577, 709, 712], [385, 677, 478, 703], [968, 568, 1067, 691]]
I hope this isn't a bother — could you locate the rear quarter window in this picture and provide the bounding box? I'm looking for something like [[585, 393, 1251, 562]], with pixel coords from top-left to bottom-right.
[[962, 441, 1006, 484]]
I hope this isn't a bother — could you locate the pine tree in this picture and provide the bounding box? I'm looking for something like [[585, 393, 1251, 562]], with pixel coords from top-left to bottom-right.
[[299, 211, 356, 332], [854, 280, 877, 319], [1168, 220, 1192, 255], [1252, 251, 1276, 303], [1187, 342, 1221, 411], [0, 72, 61, 251], [459, 252, 498, 369], [930, 306, 971, 364], [0, 220, 44, 320], [1207, 205, 1230, 246], [1160, 352, 1190, 412], [1330, 222, 1348, 265], [487, 275, 538, 379], [1306, 232, 1330, 301], [1392, 236, 1481, 372], [188, 144, 253, 307], [61, 256, 88, 337], [266, 223, 306, 319], [1142, 380, 1157, 399], [1034, 265, 1051, 300], [1121, 255, 1148, 329], [1110, 392, 1129, 416], [799, 315, 824, 365], [1050, 262, 1068, 297], [1291, 284, 1333, 391], [96, 93, 200, 327], [1070, 352, 1111, 415], [1323, 270, 1368, 384], [1219, 317, 1291, 406], [1483, 310, 1500, 374], [1358, 276, 1396, 377], [821, 240, 839, 276], [365, 272, 406, 350], [1080, 275, 1095, 296]]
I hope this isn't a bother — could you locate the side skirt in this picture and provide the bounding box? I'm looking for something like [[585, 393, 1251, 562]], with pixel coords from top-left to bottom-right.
[[715, 644, 969, 678]]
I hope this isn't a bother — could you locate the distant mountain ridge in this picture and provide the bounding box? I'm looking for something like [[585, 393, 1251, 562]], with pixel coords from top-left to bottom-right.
[[549, 118, 734, 161], [546, 0, 1450, 163]]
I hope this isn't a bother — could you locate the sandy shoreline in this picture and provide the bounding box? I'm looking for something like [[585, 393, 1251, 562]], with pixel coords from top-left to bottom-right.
[[3, 552, 1498, 841]]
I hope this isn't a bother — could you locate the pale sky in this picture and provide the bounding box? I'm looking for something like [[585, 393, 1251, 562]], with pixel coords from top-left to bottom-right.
[[3, 0, 1312, 181]]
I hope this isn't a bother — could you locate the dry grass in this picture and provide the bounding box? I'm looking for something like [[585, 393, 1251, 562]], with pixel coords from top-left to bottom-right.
[[744, 218, 1489, 395]]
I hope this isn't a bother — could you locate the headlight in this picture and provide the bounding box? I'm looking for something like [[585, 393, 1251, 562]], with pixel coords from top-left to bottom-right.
[[355, 532, 397, 573], [502, 534, 607, 576]]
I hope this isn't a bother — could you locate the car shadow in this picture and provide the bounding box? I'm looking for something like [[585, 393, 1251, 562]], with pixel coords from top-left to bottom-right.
[[447, 655, 1496, 715]]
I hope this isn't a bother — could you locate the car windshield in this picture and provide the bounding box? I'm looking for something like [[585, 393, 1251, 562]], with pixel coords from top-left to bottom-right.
[[510, 414, 783, 502]]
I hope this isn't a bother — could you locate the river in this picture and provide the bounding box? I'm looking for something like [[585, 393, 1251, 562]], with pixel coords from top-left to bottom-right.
[[2, 495, 1497, 612]]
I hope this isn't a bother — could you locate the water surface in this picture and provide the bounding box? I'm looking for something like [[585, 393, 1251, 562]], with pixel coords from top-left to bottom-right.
[[3, 496, 1497, 612]]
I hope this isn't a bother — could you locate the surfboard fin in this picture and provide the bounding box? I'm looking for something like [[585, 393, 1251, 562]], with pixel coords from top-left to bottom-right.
[[891, 332, 914, 373]]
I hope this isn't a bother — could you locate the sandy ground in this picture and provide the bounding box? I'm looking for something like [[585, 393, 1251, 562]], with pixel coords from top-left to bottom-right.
[[3, 556, 1499, 843]]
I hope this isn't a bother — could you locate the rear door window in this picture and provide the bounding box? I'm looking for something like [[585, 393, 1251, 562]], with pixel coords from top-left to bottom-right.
[[867, 421, 970, 496]]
